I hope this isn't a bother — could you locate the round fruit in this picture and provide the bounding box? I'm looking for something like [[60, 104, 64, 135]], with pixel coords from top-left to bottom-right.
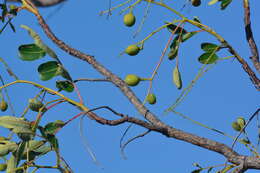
[[0, 163, 7, 171], [146, 93, 156, 105], [125, 45, 140, 56], [237, 117, 246, 129], [29, 98, 46, 112], [232, 122, 241, 132], [191, 0, 201, 7], [124, 74, 140, 86], [123, 13, 136, 27], [0, 100, 8, 112]]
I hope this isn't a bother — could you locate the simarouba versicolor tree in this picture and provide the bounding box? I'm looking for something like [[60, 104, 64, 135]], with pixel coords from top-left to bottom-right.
[[0, 0, 259, 172]]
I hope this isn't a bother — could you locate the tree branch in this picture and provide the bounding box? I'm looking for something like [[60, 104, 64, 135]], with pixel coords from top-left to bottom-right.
[[23, 3, 260, 171], [243, 0, 260, 73]]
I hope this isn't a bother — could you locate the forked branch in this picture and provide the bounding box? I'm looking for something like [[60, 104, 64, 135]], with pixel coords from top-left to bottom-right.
[[20, 1, 260, 171]]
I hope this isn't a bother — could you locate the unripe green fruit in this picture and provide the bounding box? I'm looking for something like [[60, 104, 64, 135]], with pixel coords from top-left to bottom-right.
[[232, 122, 241, 132], [29, 98, 46, 112], [146, 93, 156, 105], [0, 100, 8, 112], [237, 117, 246, 129], [123, 13, 136, 27], [191, 0, 201, 7], [124, 74, 140, 86], [0, 163, 7, 171], [125, 45, 140, 56]]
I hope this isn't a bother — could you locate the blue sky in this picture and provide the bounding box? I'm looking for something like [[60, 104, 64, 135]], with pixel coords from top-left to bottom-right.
[[0, 0, 259, 172]]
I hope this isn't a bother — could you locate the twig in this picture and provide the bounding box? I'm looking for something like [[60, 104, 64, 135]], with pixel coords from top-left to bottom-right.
[[243, 0, 260, 73], [79, 115, 101, 167], [231, 108, 260, 150], [144, 22, 184, 104], [119, 124, 133, 159], [73, 78, 110, 83], [120, 130, 151, 159]]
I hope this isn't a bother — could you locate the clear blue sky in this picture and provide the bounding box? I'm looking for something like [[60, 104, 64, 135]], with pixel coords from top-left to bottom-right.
[[0, 0, 259, 172]]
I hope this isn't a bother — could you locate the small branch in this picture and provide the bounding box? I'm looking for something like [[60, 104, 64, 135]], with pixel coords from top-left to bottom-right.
[[120, 130, 151, 159], [243, 0, 260, 73], [231, 108, 260, 150], [73, 78, 110, 83]]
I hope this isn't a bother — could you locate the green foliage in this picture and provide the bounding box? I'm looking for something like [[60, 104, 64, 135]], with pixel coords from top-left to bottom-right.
[[0, 0, 258, 172], [37, 61, 61, 81], [18, 44, 46, 61], [198, 53, 218, 64], [56, 80, 74, 92]]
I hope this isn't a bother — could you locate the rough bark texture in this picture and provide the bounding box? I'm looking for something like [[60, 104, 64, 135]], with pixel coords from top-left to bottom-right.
[[243, 0, 260, 73], [19, 1, 260, 172]]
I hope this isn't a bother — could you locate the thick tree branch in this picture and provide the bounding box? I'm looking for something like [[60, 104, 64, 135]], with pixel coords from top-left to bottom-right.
[[243, 0, 260, 73], [21, 3, 260, 171], [7, 0, 66, 7]]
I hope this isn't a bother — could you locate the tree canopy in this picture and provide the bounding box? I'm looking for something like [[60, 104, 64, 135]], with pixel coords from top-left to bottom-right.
[[0, 0, 259, 173]]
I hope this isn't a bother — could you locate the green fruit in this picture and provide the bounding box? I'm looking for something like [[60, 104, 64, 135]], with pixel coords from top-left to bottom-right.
[[237, 117, 246, 129], [0, 163, 7, 171], [124, 74, 140, 86], [191, 0, 201, 6], [125, 45, 140, 56], [123, 13, 136, 27], [29, 98, 46, 112], [173, 66, 182, 89], [0, 100, 8, 112], [146, 93, 156, 105], [232, 122, 241, 132]]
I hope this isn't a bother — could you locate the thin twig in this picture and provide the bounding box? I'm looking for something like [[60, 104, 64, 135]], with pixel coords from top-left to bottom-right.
[[243, 0, 260, 73], [119, 124, 133, 159], [120, 130, 151, 159], [73, 78, 110, 83], [231, 108, 260, 150]]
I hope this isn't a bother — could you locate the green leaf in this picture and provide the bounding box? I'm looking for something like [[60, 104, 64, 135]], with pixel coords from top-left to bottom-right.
[[0, 116, 33, 140], [168, 47, 178, 60], [20, 140, 50, 160], [181, 31, 197, 42], [56, 80, 74, 92], [33, 145, 52, 156], [0, 116, 31, 130], [170, 36, 180, 49], [18, 44, 46, 61], [47, 135, 59, 151], [198, 53, 218, 64], [21, 25, 59, 60], [44, 120, 65, 135], [165, 22, 187, 34], [6, 155, 18, 173], [0, 141, 18, 157], [38, 61, 61, 81], [220, 0, 232, 10], [14, 141, 26, 162], [201, 42, 219, 52], [208, 0, 219, 5]]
